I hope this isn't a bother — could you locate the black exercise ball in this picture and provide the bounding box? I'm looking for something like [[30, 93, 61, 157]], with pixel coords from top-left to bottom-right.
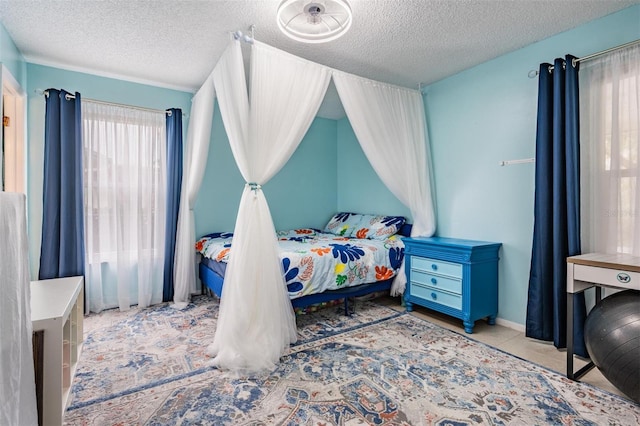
[[584, 289, 640, 403]]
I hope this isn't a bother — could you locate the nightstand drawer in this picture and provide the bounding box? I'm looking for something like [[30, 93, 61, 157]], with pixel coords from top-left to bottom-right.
[[412, 256, 462, 279], [410, 270, 462, 295], [411, 283, 462, 310]]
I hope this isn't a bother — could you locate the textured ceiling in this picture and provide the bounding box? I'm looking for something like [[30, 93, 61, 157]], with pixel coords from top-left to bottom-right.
[[0, 0, 637, 118]]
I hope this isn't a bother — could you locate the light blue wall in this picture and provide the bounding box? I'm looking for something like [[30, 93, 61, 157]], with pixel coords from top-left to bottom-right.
[[336, 118, 411, 219], [265, 117, 338, 230], [0, 22, 27, 86], [194, 114, 338, 235], [13, 6, 640, 325], [25, 63, 338, 278], [26, 63, 193, 278], [421, 5, 640, 326]]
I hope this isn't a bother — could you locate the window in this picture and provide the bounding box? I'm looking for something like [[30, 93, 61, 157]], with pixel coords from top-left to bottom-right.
[[580, 45, 639, 255], [82, 100, 166, 311]]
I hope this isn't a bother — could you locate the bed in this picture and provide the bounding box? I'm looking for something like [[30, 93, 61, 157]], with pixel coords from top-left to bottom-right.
[[196, 213, 411, 314]]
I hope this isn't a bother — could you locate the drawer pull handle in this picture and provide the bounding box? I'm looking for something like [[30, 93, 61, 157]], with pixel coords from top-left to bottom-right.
[[431, 264, 438, 271], [431, 278, 437, 284], [431, 292, 437, 300], [617, 273, 631, 284]]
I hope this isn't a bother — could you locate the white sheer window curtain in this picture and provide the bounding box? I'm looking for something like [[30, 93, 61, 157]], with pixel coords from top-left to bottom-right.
[[333, 72, 436, 294], [207, 41, 331, 374], [173, 73, 215, 308], [580, 44, 640, 255], [83, 101, 167, 312]]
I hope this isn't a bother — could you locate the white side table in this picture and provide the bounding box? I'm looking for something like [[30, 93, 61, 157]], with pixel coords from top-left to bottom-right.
[[31, 276, 84, 426], [566, 254, 639, 380]]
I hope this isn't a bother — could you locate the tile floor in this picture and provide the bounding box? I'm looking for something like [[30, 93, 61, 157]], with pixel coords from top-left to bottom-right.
[[376, 296, 629, 400]]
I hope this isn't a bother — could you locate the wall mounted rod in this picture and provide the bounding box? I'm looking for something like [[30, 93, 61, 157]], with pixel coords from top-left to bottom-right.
[[528, 38, 639, 77], [37, 89, 186, 117], [499, 158, 535, 166], [575, 38, 639, 64]]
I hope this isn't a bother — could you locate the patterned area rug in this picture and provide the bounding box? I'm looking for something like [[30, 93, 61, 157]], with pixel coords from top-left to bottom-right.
[[65, 296, 640, 425]]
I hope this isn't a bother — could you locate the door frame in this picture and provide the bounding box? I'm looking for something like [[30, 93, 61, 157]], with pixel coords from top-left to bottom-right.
[[1, 64, 26, 193]]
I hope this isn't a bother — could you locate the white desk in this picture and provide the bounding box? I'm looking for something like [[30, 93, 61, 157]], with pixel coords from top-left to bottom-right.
[[566, 254, 640, 380], [31, 276, 84, 426]]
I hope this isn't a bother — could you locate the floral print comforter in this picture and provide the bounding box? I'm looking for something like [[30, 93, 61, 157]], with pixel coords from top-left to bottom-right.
[[195, 228, 405, 300]]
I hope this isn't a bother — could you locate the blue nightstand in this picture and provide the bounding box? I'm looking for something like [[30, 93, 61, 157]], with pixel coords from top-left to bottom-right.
[[403, 237, 502, 333]]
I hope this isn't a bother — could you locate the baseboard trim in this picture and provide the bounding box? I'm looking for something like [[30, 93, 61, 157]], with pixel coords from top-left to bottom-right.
[[495, 317, 525, 333]]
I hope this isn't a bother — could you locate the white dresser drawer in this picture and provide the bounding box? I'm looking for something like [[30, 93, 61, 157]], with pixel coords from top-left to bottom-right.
[[410, 269, 462, 295], [410, 283, 463, 311], [411, 256, 462, 279]]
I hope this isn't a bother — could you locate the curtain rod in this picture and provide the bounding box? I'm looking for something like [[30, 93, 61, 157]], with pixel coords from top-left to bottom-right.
[[38, 89, 185, 117], [528, 38, 640, 78], [576, 38, 639, 63]]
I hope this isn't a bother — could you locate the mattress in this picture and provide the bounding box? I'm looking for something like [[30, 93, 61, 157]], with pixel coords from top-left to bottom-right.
[[196, 228, 405, 300]]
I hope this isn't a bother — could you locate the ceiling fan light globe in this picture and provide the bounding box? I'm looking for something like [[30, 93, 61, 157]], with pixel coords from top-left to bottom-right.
[[277, 0, 353, 44]]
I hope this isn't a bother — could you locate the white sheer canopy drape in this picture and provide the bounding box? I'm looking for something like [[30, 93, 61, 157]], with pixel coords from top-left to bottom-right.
[[207, 41, 332, 373], [173, 39, 435, 374], [0, 193, 38, 426], [173, 73, 216, 308], [580, 44, 640, 255], [83, 102, 166, 312], [333, 72, 436, 294]]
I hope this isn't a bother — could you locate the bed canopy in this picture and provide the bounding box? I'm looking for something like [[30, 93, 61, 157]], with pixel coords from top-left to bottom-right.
[[173, 39, 436, 374]]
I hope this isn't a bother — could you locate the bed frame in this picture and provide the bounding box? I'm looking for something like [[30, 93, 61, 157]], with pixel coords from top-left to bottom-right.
[[198, 223, 412, 315]]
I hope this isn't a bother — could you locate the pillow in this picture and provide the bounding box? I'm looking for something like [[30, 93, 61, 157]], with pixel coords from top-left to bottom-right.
[[276, 228, 318, 240], [352, 215, 406, 240], [323, 212, 363, 237]]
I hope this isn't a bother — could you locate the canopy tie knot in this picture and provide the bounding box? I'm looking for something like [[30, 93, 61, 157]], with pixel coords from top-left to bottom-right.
[[246, 182, 262, 192]]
